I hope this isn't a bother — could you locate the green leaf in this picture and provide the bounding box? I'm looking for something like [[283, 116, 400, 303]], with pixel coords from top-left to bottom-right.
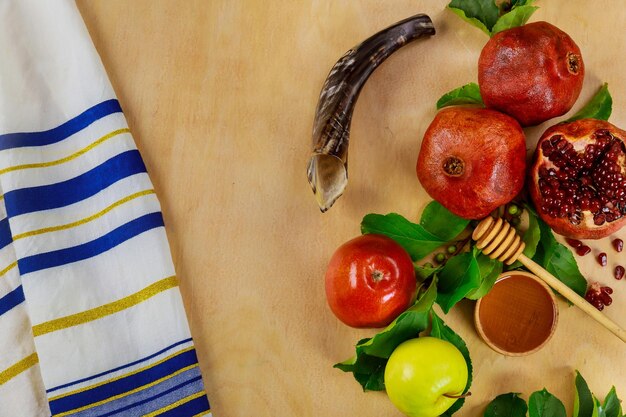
[[432, 312, 473, 417], [448, 0, 500, 35], [574, 371, 599, 417], [466, 252, 503, 299], [532, 216, 587, 297], [334, 280, 438, 391], [492, 5, 538, 34], [437, 252, 473, 293], [420, 201, 471, 241], [529, 389, 566, 417], [448, 6, 492, 36], [361, 213, 444, 261], [436, 250, 482, 313], [599, 387, 623, 417], [596, 397, 604, 417], [484, 393, 528, 417], [415, 264, 441, 281], [436, 83, 484, 110], [566, 83, 612, 122], [334, 354, 387, 391]]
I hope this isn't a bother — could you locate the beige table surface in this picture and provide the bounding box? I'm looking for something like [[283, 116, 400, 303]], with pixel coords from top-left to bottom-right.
[[76, 1, 626, 416]]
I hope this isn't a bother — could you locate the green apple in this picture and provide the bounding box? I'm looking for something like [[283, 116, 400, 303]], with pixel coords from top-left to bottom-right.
[[384, 337, 468, 417]]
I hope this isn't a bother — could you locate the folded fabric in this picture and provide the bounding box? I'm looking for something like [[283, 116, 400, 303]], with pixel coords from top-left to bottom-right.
[[0, 1, 211, 416]]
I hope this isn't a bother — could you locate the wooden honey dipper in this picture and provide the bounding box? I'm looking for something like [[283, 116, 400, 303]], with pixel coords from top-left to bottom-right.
[[472, 216, 626, 343]]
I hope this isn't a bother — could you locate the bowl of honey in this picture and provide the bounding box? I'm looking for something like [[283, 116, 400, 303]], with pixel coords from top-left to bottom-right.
[[474, 271, 559, 356]]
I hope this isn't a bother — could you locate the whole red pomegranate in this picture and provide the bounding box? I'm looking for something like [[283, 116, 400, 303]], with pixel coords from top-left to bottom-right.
[[529, 119, 626, 239], [325, 234, 416, 328], [417, 107, 526, 219], [478, 21, 584, 127]]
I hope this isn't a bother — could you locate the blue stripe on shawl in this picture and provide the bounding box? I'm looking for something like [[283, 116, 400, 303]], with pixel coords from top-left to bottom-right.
[[0, 99, 122, 151], [81, 370, 204, 417], [0, 286, 24, 316], [4, 149, 146, 217], [48, 348, 199, 415], [0, 217, 12, 251], [18, 212, 164, 275]]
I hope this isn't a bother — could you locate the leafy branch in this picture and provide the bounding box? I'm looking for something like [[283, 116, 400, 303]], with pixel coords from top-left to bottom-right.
[[362, 201, 587, 310], [483, 372, 624, 417], [448, 0, 538, 37]]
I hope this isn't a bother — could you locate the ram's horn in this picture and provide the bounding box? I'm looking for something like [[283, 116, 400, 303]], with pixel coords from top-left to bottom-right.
[[307, 14, 435, 212]]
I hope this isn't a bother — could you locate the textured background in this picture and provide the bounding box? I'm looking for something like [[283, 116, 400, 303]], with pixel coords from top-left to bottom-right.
[[76, 1, 626, 416]]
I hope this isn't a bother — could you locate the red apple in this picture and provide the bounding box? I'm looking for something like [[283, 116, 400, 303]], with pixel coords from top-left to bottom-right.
[[325, 234, 417, 328]]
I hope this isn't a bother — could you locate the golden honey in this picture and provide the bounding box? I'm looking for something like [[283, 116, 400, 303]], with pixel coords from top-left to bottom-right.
[[475, 272, 558, 355]]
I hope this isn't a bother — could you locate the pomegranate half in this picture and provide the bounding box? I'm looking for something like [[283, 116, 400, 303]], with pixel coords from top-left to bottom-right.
[[417, 107, 527, 219], [529, 119, 626, 239]]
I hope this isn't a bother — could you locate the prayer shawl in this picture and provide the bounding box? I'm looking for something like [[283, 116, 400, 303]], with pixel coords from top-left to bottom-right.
[[0, 2, 211, 416]]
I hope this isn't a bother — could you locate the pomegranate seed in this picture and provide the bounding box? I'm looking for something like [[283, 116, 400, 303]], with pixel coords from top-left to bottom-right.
[[613, 238, 624, 252], [600, 292, 613, 306], [594, 213, 606, 225], [576, 245, 591, 256], [586, 292, 604, 310], [565, 238, 583, 248], [597, 252, 607, 267], [615, 265, 625, 280], [589, 199, 601, 213], [585, 282, 614, 311], [601, 286, 613, 295]]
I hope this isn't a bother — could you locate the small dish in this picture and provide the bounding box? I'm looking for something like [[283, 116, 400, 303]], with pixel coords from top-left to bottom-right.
[[474, 271, 558, 356]]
